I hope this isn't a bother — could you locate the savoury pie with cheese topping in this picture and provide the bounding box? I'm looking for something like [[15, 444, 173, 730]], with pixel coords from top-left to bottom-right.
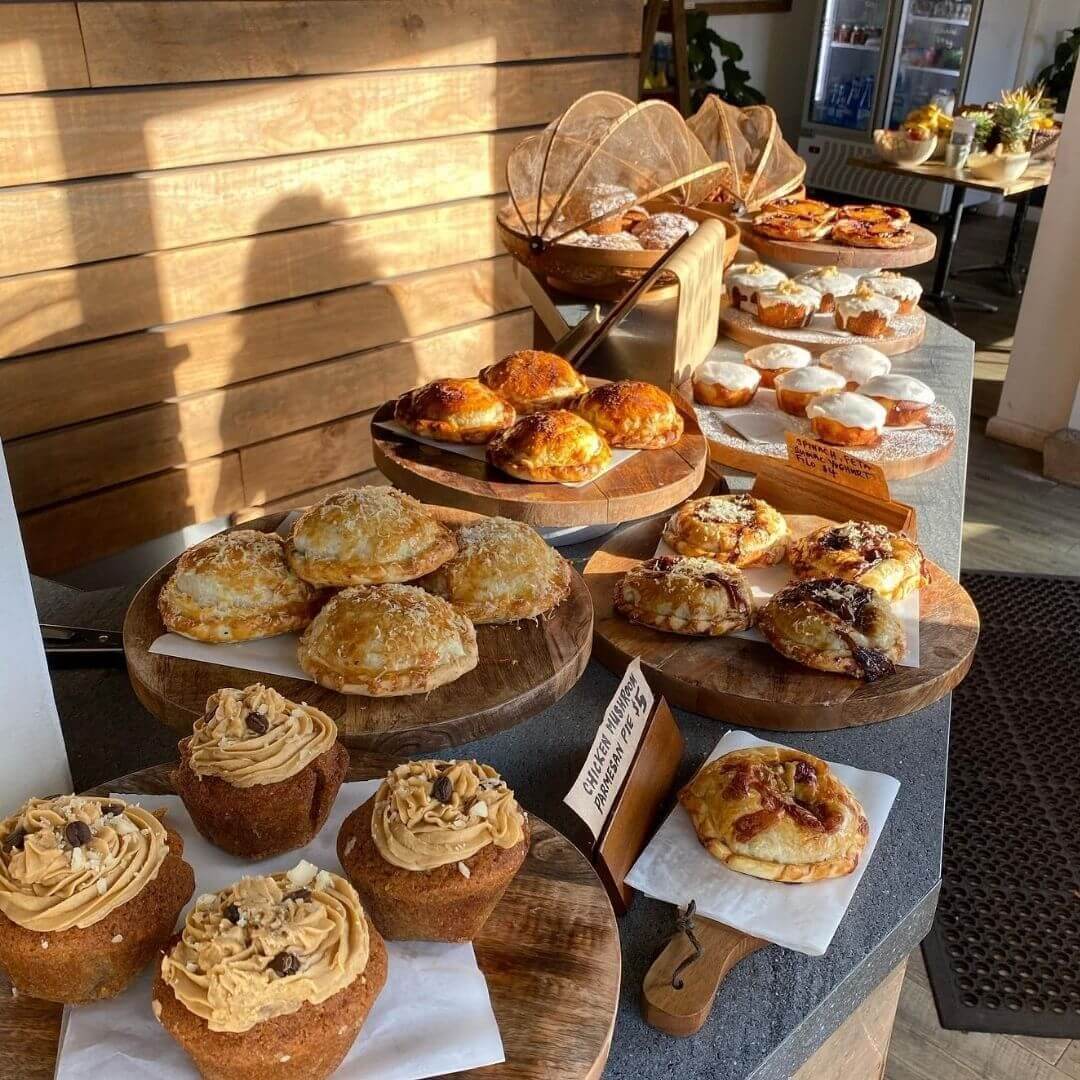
[[790, 521, 928, 603], [757, 578, 905, 680], [613, 555, 753, 636], [479, 350, 589, 414], [297, 583, 478, 696], [159, 530, 322, 643], [663, 495, 789, 567], [421, 516, 571, 624], [394, 378, 515, 444], [574, 380, 684, 449], [486, 410, 611, 483], [679, 747, 869, 882], [286, 487, 456, 587]]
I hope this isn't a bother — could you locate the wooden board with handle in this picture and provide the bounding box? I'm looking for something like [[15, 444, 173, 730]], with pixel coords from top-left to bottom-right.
[[583, 515, 979, 731], [0, 762, 621, 1080], [123, 509, 593, 758]]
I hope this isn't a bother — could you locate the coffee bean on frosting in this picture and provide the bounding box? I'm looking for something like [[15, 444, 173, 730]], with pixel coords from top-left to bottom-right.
[[284, 889, 311, 903], [223, 903, 241, 924], [64, 821, 92, 848], [432, 775, 453, 804], [270, 951, 300, 977], [100, 803, 125, 818], [245, 711, 269, 735], [2, 827, 26, 853]]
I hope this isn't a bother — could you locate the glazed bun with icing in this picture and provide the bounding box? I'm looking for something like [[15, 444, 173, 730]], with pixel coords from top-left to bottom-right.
[[159, 530, 322, 644], [574, 380, 684, 449], [486, 410, 611, 484], [725, 262, 788, 308], [807, 391, 887, 447], [793, 266, 858, 313], [0, 795, 194, 1003], [172, 684, 349, 859], [692, 359, 762, 408], [663, 494, 789, 568], [862, 270, 922, 314], [337, 760, 530, 942], [154, 863, 387, 1080], [742, 343, 812, 390], [860, 373, 935, 426], [818, 343, 891, 389], [755, 280, 821, 330], [834, 283, 900, 338], [479, 350, 589, 414], [394, 377, 515, 444], [774, 365, 846, 418]]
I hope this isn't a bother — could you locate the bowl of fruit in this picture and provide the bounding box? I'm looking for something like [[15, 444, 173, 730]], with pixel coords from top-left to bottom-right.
[[873, 126, 938, 167]]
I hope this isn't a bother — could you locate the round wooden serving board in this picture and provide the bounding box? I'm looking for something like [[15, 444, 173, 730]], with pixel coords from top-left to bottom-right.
[[739, 221, 938, 270], [371, 383, 709, 528], [123, 508, 593, 759], [719, 302, 926, 357], [0, 764, 621, 1080], [583, 515, 979, 731]]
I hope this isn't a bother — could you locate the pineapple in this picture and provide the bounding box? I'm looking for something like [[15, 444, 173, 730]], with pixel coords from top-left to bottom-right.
[[991, 85, 1044, 154]]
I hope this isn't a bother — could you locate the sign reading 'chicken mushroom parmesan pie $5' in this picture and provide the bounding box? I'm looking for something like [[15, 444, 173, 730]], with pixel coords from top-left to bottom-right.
[[565, 657, 654, 839]]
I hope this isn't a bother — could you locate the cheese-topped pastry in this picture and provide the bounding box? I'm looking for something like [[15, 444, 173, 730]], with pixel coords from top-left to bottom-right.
[[819, 343, 891, 388], [486, 410, 611, 483], [613, 555, 753, 636], [159, 530, 322, 644], [663, 494, 789, 567], [862, 270, 922, 313], [298, 583, 478, 696], [479, 350, 589, 414], [755, 280, 820, 329], [692, 360, 761, 407], [807, 391, 887, 447], [564, 231, 644, 251], [790, 521, 928, 603], [757, 578, 905, 680], [725, 262, 788, 307], [679, 747, 869, 882], [285, 487, 456, 587], [743, 342, 812, 389], [834, 283, 900, 337], [394, 378, 515, 444], [574, 380, 684, 449], [860, 373, 935, 426], [794, 265, 858, 312], [420, 516, 571, 624], [631, 211, 698, 250], [774, 365, 846, 417]]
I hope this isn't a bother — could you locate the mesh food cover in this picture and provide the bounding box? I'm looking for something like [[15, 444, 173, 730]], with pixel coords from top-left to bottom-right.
[[688, 95, 806, 214], [501, 91, 731, 247]]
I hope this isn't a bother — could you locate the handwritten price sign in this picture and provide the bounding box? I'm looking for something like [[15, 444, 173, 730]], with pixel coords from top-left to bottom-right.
[[785, 434, 890, 498]]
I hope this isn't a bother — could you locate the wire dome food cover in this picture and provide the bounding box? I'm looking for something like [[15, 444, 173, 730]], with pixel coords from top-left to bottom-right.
[[499, 91, 732, 249], [688, 95, 806, 214]]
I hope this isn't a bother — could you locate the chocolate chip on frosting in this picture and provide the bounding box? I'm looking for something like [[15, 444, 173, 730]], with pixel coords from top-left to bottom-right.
[[270, 951, 301, 977], [64, 820, 92, 848], [223, 903, 241, 924], [2, 827, 26, 853], [284, 889, 311, 903], [431, 775, 453, 804], [245, 711, 269, 736]]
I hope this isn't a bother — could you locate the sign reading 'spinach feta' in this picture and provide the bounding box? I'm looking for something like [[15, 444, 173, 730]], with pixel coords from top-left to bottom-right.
[[565, 657, 654, 840]]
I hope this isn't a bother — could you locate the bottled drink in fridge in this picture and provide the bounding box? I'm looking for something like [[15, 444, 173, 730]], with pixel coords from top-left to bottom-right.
[[856, 75, 874, 129]]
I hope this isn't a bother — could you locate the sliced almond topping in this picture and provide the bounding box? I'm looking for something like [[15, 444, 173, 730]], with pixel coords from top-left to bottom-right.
[[457, 861, 471, 879]]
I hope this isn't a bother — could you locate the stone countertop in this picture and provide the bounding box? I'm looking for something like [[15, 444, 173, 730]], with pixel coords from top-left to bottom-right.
[[33, 313, 972, 1079]]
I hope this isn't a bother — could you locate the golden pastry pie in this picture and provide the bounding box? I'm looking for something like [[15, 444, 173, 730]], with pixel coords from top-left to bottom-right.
[[790, 521, 929, 602], [393, 378, 515, 444], [574, 380, 684, 450], [479, 350, 589, 414], [297, 583, 478, 695], [285, 488, 456, 587], [831, 218, 915, 249], [760, 196, 837, 222], [486, 410, 611, 484], [679, 747, 869, 882], [752, 196, 837, 242], [420, 517, 571, 624], [159, 530, 321, 643], [613, 555, 752, 636], [662, 495, 789, 567], [838, 203, 911, 228], [757, 578, 905, 680]]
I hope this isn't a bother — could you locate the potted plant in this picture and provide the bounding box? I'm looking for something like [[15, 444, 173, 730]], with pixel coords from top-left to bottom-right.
[[967, 86, 1042, 182]]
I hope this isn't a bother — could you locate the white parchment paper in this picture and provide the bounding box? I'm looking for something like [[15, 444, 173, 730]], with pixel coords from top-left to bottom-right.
[[625, 730, 900, 956], [56, 784, 505, 1079]]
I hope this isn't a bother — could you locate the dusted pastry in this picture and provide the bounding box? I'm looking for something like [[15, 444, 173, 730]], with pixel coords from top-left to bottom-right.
[[337, 760, 529, 941], [479, 350, 589, 414], [818, 342, 891, 388], [155, 864, 386, 1080], [613, 555, 753, 636], [159, 530, 321, 644], [793, 265, 858, 313], [725, 262, 788, 308], [807, 392, 887, 447], [789, 521, 929, 603], [834, 283, 900, 337], [692, 359, 761, 407], [860, 373, 935, 426], [420, 516, 571, 624], [742, 343, 812, 389], [173, 684, 349, 859], [0, 795, 194, 1003], [774, 365, 845, 418], [562, 181, 636, 234], [487, 410, 611, 483], [630, 211, 698, 250], [299, 584, 478, 696], [394, 378, 515, 444], [755, 280, 821, 329], [574, 380, 684, 449], [757, 578, 905, 680], [861, 270, 923, 314], [679, 747, 869, 882], [564, 231, 643, 251], [285, 487, 456, 587], [663, 494, 789, 568]]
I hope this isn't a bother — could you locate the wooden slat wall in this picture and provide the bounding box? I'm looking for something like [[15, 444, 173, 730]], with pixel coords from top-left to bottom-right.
[[1, 1, 639, 575]]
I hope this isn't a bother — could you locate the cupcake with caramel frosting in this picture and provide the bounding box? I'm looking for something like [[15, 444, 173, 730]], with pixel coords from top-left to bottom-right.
[[337, 759, 529, 941], [154, 862, 386, 1080], [0, 795, 194, 1003], [173, 684, 349, 859]]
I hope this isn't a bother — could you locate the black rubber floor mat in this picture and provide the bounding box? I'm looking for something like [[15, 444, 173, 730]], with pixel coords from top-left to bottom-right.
[[922, 571, 1080, 1037]]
